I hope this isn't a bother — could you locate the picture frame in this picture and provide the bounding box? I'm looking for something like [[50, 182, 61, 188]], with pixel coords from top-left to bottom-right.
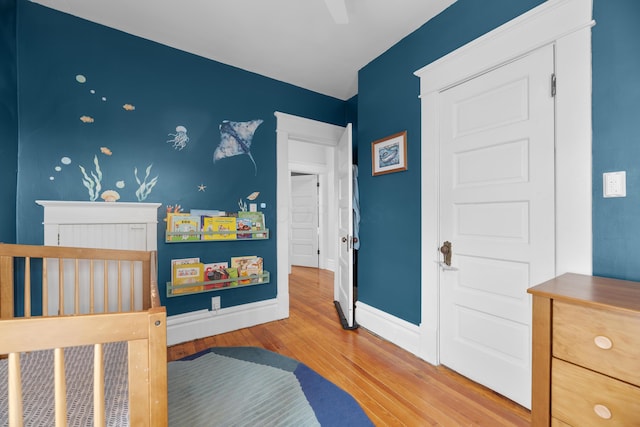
[[371, 131, 407, 176]]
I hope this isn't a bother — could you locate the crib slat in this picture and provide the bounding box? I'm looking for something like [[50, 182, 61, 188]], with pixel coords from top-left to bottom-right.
[[117, 261, 123, 312], [103, 260, 108, 312], [0, 255, 14, 319], [74, 259, 80, 315], [129, 261, 135, 312], [94, 344, 105, 427], [90, 261, 95, 314], [54, 348, 67, 427], [24, 257, 31, 318], [8, 352, 24, 427], [58, 259, 64, 316], [43, 258, 49, 316]]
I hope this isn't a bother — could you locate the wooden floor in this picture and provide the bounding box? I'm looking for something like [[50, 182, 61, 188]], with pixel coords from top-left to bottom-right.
[[167, 266, 531, 426]]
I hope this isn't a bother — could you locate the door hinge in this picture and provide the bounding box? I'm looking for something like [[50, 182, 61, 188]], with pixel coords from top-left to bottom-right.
[[317, 249, 320, 255], [551, 73, 556, 97]]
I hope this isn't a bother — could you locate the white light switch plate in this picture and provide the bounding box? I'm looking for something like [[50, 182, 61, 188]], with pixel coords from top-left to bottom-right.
[[603, 171, 626, 198]]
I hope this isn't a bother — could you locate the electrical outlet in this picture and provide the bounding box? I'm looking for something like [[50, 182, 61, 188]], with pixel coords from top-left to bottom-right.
[[211, 296, 221, 311], [603, 171, 626, 198]]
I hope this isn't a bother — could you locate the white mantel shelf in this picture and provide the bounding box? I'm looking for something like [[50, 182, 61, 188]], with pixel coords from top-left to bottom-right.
[[36, 200, 162, 224]]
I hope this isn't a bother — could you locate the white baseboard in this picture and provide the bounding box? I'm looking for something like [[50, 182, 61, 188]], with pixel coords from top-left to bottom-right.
[[166, 298, 284, 346], [355, 301, 422, 358]]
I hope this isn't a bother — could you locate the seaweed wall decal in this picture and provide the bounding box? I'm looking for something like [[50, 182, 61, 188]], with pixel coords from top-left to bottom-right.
[[134, 164, 158, 201], [78, 155, 102, 201]]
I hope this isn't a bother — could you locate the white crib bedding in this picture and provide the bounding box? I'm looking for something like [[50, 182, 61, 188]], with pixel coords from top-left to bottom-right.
[[0, 341, 129, 426]]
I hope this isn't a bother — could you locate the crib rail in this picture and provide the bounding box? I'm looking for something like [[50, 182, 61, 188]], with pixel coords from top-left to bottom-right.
[[0, 243, 166, 426], [1, 309, 167, 426], [0, 243, 159, 319]]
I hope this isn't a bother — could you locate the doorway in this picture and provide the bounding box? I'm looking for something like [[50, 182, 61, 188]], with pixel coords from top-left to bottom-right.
[[290, 173, 320, 269], [274, 112, 349, 321], [415, 0, 593, 409]]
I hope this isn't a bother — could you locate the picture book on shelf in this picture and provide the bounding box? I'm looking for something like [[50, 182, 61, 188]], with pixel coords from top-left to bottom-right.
[[203, 262, 230, 289], [238, 211, 266, 239], [245, 256, 264, 284], [169, 214, 201, 241], [172, 262, 204, 294], [236, 217, 253, 239], [202, 216, 237, 240], [165, 212, 190, 231], [190, 209, 226, 217], [231, 255, 263, 285], [171, 257, 200, 276]]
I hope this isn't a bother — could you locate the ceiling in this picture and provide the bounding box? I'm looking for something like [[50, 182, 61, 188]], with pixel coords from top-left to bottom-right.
[[31, 0, 456, 100]]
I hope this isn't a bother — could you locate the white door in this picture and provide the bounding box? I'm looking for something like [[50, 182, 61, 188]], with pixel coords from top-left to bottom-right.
[[290, 174, 319, 268], [438, 45, 555, 408], [335, 124, 355, 328]]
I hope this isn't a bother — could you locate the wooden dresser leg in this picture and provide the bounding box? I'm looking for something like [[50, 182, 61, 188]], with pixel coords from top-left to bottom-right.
[[531, 295, 552, 426]]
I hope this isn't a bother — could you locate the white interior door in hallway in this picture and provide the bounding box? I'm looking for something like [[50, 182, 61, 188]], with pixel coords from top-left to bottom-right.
[[438, 45, 556, 408], [335, 124, 355, 328], [290, 173, 319, 268]]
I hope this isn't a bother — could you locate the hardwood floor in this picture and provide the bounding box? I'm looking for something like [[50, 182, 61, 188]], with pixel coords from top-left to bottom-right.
[[167, 266, 531, 426]]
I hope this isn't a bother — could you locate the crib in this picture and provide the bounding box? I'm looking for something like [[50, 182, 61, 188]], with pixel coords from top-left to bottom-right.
[[0, 243, 167, 426]]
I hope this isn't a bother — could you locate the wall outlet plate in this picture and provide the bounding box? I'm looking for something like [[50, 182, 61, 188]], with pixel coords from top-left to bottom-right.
[[211, 296, 221, 311], [603, 171, 626, 198]]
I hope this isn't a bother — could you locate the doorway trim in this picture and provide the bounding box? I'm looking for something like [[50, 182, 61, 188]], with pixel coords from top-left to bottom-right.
[[275, 111, 345, 319], [414, 0, 594, 364]]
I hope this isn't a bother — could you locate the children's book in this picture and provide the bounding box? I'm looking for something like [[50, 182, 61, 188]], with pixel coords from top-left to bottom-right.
[[169, 215, 201, 241], [244, 257, 264, 284], [191, 209, 226, 217], [231, 255, 260, 285], [202, 216, 237, 240], [172, 262, 204, 294], [236, 217, 253, 239], [203, 262, 230, 289], [165, 212, 190, 232], [238, 211, 266, 239]]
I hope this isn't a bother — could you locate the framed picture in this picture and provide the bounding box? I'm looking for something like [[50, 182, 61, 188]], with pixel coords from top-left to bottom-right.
[[371, 131, 407, 176]]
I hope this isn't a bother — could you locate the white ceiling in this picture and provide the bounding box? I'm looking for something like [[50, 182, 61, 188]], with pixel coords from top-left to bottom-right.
[[32, 0, 456, 100]]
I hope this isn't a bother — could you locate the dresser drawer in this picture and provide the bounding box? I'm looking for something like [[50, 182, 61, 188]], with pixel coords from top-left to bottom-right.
[[553, 300, 640, 386], [552, 358, 640, 426]]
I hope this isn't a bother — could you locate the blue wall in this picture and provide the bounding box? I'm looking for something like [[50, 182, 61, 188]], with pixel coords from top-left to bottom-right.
[[14, 1, 346, 315], [592, 0, 640, 281], [356, 0, 545, 325], [0, 0, 18, 243], [8, 0, 640, 325]]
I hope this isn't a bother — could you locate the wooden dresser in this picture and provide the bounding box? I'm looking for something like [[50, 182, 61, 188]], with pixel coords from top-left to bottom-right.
[[528, 273, 640, 426]]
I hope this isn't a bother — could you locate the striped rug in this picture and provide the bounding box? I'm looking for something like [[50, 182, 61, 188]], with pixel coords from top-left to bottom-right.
[[168, 347, 373, 426]]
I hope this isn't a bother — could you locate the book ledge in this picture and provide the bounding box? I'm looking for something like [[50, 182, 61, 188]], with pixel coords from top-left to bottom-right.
[[166, 271, 270, 297], [165, 229, 270, 243]]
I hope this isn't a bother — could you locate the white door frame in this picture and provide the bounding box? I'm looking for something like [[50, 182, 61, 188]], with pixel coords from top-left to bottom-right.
[[275, 112, 345, 319], [415, 0, 594, 364]]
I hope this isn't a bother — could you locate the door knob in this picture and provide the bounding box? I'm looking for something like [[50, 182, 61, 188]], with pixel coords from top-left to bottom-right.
[[439, 241, 452, 266], [342, 236, 348, 243]]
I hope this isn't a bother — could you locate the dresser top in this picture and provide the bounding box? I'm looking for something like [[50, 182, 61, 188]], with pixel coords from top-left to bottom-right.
[[528, 273, 640, 313]]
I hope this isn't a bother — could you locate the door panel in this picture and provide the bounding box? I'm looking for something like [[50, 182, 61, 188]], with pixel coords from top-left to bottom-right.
[[439, 45, 555, 408]]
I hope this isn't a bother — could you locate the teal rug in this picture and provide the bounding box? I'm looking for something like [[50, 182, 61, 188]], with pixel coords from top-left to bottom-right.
[[168, 347, 374, 426]]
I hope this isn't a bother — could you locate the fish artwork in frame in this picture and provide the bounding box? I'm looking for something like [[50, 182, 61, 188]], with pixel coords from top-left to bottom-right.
[[371, 131, 407, 176]]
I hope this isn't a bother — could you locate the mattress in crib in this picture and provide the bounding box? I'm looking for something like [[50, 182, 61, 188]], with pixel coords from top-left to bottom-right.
[[0, 342, 129, 426]]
